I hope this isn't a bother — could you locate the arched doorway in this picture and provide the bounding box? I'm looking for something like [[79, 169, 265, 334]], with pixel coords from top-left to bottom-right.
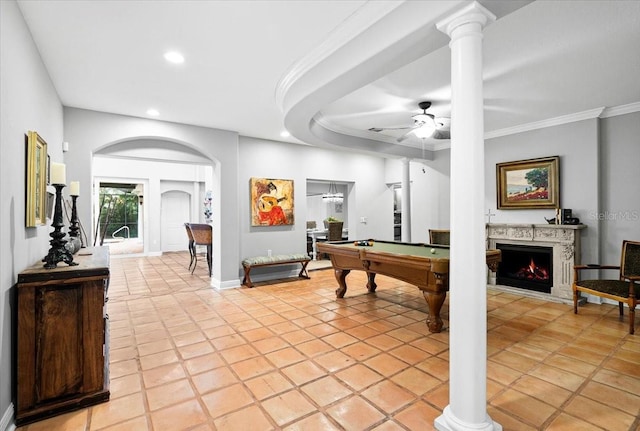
[[93, 138, 216, 257]]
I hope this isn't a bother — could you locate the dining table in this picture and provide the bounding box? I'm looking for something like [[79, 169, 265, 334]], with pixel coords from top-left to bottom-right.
[[306, 228, 348, 260]]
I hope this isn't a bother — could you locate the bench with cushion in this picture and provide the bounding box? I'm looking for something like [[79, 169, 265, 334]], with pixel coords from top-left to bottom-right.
[[242, 253, 311, 288]]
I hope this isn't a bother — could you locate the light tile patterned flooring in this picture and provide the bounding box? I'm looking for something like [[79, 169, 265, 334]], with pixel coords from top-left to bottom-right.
[[18, 251, 640, 431]]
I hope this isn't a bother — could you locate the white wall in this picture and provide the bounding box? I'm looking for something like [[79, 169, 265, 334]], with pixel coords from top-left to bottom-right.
[[383, 114, 638, 270], [93, 157, 209, 253], [63, 108, 240, 288], [238, 136, 392, 271], [0, 0, 64, 425], [599, 112, 640, 267], [485, 119, 600, 265], [384, 156, 451, 244]]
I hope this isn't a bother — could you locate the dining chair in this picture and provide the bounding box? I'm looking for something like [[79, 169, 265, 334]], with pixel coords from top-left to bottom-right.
[[327, 221, 344, 241], [187, 223, 212, 277], [184, 223, 195, 270], [429, 229, 450, 246]]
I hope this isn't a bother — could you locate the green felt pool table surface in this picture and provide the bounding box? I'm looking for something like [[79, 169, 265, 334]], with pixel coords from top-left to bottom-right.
[[329, 240, 451, 258]]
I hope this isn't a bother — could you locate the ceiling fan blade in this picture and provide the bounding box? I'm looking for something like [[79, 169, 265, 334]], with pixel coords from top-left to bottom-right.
[[368, 126, 412, 132], [396, 129, 416, 143], [432, 129, 450, 139]]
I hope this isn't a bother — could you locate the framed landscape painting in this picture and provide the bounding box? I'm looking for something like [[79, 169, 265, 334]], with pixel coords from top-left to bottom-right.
[[25, 131, 48, 227], [250, 177, 294, 226], [496, 156, 559, 209]]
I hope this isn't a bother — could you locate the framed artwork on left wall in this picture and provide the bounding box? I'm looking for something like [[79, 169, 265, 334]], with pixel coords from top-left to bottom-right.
[[26, 131, 48, 227]]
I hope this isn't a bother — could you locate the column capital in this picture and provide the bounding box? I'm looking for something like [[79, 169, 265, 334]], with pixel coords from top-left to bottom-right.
[[436, 1, 496, 37]]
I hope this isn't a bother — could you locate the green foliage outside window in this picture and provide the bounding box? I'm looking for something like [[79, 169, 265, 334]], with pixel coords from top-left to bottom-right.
[[98, 188, 139, 239]]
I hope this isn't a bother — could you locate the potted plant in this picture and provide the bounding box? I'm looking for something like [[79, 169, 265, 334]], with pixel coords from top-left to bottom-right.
[[324, 216, 341, 229]]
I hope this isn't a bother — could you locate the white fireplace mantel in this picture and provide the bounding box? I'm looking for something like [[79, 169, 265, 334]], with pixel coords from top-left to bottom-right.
[[486, 223, 587, 300]]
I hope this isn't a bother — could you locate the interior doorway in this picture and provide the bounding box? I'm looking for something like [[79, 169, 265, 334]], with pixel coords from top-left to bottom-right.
[[393, 184, 401, 241], [306, 180, 348, 229], [161, 190, 191, 252], [95, 182, 144, 255]]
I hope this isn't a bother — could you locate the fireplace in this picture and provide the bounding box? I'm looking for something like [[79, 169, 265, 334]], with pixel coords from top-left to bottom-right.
[[496, 243, 553, 293], [486, 224, 585, 301]]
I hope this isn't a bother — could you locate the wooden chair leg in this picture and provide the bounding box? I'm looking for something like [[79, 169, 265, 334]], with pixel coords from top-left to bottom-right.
[[191, 247, 198, 274], [629, 297, 636, 334], [188, 240, 195, 270]]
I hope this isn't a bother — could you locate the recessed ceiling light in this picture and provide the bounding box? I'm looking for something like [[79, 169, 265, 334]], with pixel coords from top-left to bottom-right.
[[146, 108, 160, 116], [164, 51, 184, 64], [280, 131, 290, 138]]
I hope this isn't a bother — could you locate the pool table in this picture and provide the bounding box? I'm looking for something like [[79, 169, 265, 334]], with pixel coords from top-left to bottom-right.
[[316, 240, 501, 333]]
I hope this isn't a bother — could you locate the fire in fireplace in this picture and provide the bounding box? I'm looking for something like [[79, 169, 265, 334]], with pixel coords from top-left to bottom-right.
[[496, 243, 553, 293]]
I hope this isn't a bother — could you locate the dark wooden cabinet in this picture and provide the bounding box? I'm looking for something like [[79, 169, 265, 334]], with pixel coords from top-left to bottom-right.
[[16, 247, 110, 425]]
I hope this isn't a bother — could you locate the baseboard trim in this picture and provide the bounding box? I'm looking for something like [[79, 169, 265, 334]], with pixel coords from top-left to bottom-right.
[[1, 403, 16, 431]]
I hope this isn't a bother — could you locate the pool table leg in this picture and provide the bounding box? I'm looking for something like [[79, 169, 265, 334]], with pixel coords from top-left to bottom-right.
[[334, 269, 351, 298], [423, 291, 446, 333], [366, 272, 377, 293]]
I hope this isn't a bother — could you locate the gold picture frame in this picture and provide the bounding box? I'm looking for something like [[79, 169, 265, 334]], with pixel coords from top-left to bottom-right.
[[496, 156, 560, 209], [26, 131, 48, 226], [250, 177, 294, 226]]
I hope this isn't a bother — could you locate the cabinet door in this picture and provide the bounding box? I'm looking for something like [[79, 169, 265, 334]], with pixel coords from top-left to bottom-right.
[[36, 284, 83, 402], [82, 280, 107, 392]]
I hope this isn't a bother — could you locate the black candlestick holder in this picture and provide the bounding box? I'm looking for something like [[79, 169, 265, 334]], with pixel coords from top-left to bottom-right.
[[43, 184, 78, 269], [69, 195, 80, 238]]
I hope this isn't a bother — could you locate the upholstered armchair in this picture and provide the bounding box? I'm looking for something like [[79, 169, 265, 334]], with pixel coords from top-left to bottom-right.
[[573, 240, 640, 334], [429, 229, 450, 246]]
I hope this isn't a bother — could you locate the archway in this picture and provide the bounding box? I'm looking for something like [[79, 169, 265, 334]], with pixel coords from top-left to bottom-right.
[[93, 138, 216, 257]]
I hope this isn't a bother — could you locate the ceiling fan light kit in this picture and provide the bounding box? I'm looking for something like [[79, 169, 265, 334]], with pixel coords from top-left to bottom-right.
[[370, 101, 450, 142], [412, 118, 436, 139]]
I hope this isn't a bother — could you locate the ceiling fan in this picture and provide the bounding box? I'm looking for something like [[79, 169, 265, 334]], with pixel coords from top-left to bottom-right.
[[368, 101, 450, 141]]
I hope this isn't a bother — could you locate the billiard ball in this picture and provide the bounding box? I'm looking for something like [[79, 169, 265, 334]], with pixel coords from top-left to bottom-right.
[[430, 248, 436, 254]]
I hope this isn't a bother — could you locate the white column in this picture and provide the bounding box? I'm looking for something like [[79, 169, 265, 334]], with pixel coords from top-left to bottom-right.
[[401, 158, 412, 242], [435, 3, 498, 431]]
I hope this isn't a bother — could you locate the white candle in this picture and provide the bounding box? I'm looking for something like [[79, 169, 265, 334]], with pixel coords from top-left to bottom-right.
[[50, 162, 66, 185], [69, 181, 79, 196]]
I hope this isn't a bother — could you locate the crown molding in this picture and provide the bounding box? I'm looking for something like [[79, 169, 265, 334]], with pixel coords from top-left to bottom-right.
[[600, 101, 640, 118], [484, 107, 605, 139], [485, 102, 640, 139]]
